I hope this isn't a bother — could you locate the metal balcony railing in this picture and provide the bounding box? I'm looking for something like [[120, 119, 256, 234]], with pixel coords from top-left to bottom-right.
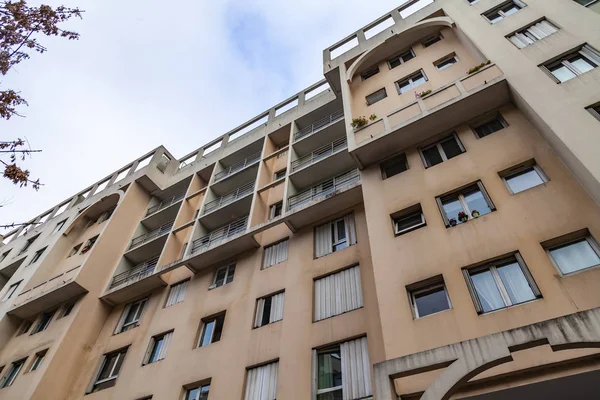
[[288, 169, 360, 211], [294, 109, 344, 142], [191, 216, 248, 254], [109, 256, 158, 289], [145, 191, 186, 217], [128, 220, 174, 251], [202, 181, 255, 215], [214, 152, 261, 183], [291, 137, 347, 172]]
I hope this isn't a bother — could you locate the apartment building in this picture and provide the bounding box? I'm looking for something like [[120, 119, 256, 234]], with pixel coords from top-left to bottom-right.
[[0, 0, 600, 399]]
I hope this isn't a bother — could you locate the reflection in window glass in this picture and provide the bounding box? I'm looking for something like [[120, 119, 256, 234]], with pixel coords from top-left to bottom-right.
[[549, 239, 600, 274]]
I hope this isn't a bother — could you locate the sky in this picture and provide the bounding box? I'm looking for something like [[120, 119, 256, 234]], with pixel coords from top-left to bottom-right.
[[1, 0, 431, 234]]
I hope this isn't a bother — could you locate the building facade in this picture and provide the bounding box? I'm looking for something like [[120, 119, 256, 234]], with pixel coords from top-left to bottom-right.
[[0, 0, 600, 399]]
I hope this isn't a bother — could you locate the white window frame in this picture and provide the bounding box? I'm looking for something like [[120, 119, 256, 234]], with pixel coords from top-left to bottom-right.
[[210, 264, 235, 289], [315, 345, 343, 398], [388, 48, 415, 69], [435, 53, 460, 70], [269, 202, 283, 220], [332, 217, 348, 251], [31, 310, 55, 335], [92, 349, 127, 390], [508, 19, 559, 49], [483, 0, 526, 24], [542, 44, 600, 83], [437, 181, 496, 227], [29, 247, 46, 265], [365, 88, 387, 105], [575, 0, 600, 7], [118, 298, 147, 333], [393, 210, 426, 236], [472, 114, 508, 138], [53, 219, 67, 234], [2, 281, 21, 302], [409, 281, 451, 318], [184, 384, 211, 400], [500, 162, 549, 195], [144, 331, 173, 365], [165, 280, 189, 307], [419, 133, 465, 168], [546, 236, 600, 275], [0, 359, 25, 388], [18, 235, 39, 255], [395, 69, 428, 94], [197, 313, 224, 347]]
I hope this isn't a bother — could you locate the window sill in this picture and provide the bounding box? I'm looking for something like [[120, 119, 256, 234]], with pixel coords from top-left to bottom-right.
[[477, 297, 542, 316], [394, 223, 427, 237], [557, 263, 600, 278], [446, 213, 492, 228], [253, 320, 282, 330], [313, 306, 363, 323]]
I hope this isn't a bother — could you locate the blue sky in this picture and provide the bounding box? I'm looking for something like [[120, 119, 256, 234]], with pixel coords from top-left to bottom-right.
[[0, 0, 428, 233]]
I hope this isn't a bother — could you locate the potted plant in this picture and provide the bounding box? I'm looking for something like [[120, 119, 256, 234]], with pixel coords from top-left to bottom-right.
[[449, 218, 457, 226], [471, 209, 480, 218], [369, 114, 377, 121], [351, 116, 368, 129], [416, 89, 432, 98], [458, 211, 469, 223], [467, 60, 491, 75]]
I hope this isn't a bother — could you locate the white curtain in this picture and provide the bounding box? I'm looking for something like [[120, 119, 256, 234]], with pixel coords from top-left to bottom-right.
[[166, 280, 188, 307], [156, 331, 173, 361], [471, 271, 504, 312], [509, 20, 558, 48], [269, 292, 285, 323], [114, 303, 132, 334], [254, 298, 265, 328], [314, 266, 363, 321], [344, 214, 357, 246], [315, 222, 333, 258], [245, 361, 279, 400], [496, 262, 536, 304], [340, 337, 372, 400], [262, 240, 289, 269]]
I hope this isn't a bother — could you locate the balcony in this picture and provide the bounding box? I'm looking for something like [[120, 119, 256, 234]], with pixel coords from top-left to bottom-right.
[[294, 109, 344, 142], [124, 220, 173, 264], [289, 137, 355, 188], [101, 256, 166, 305], [8, 266, 88, 318], [200, 181, 255, 230], [289, 169, 360, 211], [146, 191, 186, 217], [140, 191, 185, 230], [350, 63, 509, 167], [214, 151, 261, 183]]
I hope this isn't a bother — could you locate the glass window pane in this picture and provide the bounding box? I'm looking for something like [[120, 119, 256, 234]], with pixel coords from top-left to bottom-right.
[[396, 213, 423, 232], [398, 80, 412, 94], [475, 119, 504, 137], [212, 315, 224, 342], [186, 388, 199, 400], [463, 189, 492, 216], [488, 12, 503, 23], [550, 65, 577, 82], [389, 58, 401, 69], [200, 320, 215, 347], [317, 389, 343, 400], [318, 351, 342, 390], [336, 220, 346, 241], [422, 146, 443, 167], [150, 338, 163, 362], [570, 56, 595, 73], [550, 240, 600, 274], [440, 137, 462, 159], [98, 355, 117, 380], [442, 197, 464, 223], [226, 265, 236, 284], [401, 50, 414, 62], [411, 73, 426, 87], [214, 268, 227, 287], [471, 270, 505, 312], [506, 168, 544, 193], [502, 5, 519, 15], [497, 262, 536, 305], [200, 385, 210, 400], [414, 286, 450, 317]]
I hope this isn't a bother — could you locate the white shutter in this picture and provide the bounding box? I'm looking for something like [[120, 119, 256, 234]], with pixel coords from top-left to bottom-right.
[[344, 214, 357, 246], [509, 20, 558, 48], [254, 298, 265, 328], [315, 222, 333, 258], [340, 337, 372, 400], [314, 266, 363, 321], [166, 280, 188, 307], [114, 303, 131, 334], [245, 361, 279, 400], [157, 331, 173, 361], [269, 293, 285, 323], [580, 44, 600, 66], [262, 240, 289, 269]]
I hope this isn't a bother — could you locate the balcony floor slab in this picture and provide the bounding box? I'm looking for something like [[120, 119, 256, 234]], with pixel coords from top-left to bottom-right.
[[8, 281, 88, 319], [101, 273, 167, 306]]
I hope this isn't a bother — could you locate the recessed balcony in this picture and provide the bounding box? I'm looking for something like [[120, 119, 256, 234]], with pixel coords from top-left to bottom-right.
[[124, 220, 173, 264], [8, 266, 88, 319], [101, 256, 166, 305], [200, 181, 254, 231], [141, 191, 185, 229], [293, 110, 345, 155], [350, 63, 509, 166]]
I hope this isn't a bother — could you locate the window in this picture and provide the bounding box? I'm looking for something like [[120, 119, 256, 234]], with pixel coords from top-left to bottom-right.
[[29, 247, 47, 265], [392, 205, 426, 236], [29, 350, 47, 372], [380, 153, 408, 179], [545, 233, 600, 275], [143, 331, 173, 364], [274, 169, 286, 180], [0, 249, 10, 262], [81, 236, 98, 254], [365, 88, 387, 105], [467, 0, 480, 4], [0, 359, 25, 388], [2, 281, 21, 302], [472, 114, 508, 138], [53, 219, 67, 234], [31, 310, 55, 334], [388, 48, 415, 69], [500, 161, 549, 194], [197, 313, 225, 347], [185, 384, 210, 400], [98, 208, 115, 223], [59, 300, 76, 318], [254, 292, 285, 328], [18, 234, 39, 255], [463, 253, 541, 314], [508, 19, 559, 49], [588, 104, 600, 121], [262, 239, 288, 269], [314, 214, 357, 258], [360, 66, 380, 80], [435, 53, 460, 70], [422, 34, 442, 47], [483, 0, 525, 23], [165, 280, 189, 307], [210, 264, 235, 289], [574, 0, 600, 8], [68, 244, 81, 257], [419, 133, 465, 168], [245, 361, 279, 400], [268, 202, 283, 219], [542, 44, 600, 83], [89, 347, 128, 393], [180, 242, 188, 260], [114, 298, 147, 333], [17, 320, 32, 336], [396, 70, 428, 94], [314, 337, 372, 400], [314, 265, 363, 321], [437, 181, 496, 227], [408, 276, 451, 318]]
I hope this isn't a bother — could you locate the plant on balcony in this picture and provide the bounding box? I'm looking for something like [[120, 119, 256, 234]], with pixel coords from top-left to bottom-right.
[[467, 60, 491, 75], [471, 210, 480, 218], [449, 218, 457, 226], [351, 116, 369, 129], [458, 211, 469, 223], [369, 114, 377, 121], [416, 89, 432, 98]]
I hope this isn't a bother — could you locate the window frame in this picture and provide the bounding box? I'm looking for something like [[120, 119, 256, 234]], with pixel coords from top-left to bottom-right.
[[315, 345, 343, 398], [546, 235, 600, 276], [472, 114, 508, 138], [117, 298, 147, 333], [331, 217, 348, 252], [274, 169, 286, 181], [28, 350, 47, 372], [197, 312, 225, 348], [574, 0, 600, 7], [422, 33, 443, 47], [434, 53, 460, 70], [587, 103, 600, 121], [507, 18, 559, 49], [408, 278, 452, 319], [210, 263, 235, 289], [542, 44, 600, 83], [254, 291, 285, 328], [0, 358, 26, 388], [436, 181, 496, 227], [393, 207, 427, 236], [395, 69, 428, 95], [68, 244, 82, 258], [52, 219, 67, 234], [269, 201, 283, 219], [500, 161, 549, 195], [419, 132, 465, 168], [90, 347, 128, 392], [31, 309, 56, 335], [18, 234, 39, 255], [144, 331, 173, 365], [360, 65, 380, 80], [29, 247, 47, 265], [483, 0, 526, 24], [380, 153, 409, 179], [184, 384, 211, 400], [365, 87, 387, 105], [387, 48, 415, 69], [2, 281, 21, 302]]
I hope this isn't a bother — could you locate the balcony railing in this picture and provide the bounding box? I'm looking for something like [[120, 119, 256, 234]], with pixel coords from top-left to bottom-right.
[[109, 256, 159, 290], [128, 220, 174, 251], [191, 216, 248, 254], [291, 137, 347, 172], [12, 266, 81, 308], [288, 169, 360, 211], [145, 191, 186, 217], [294, 109, 344, 142], [214, 152, 261, 183], [202, 181, 255, 215]]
